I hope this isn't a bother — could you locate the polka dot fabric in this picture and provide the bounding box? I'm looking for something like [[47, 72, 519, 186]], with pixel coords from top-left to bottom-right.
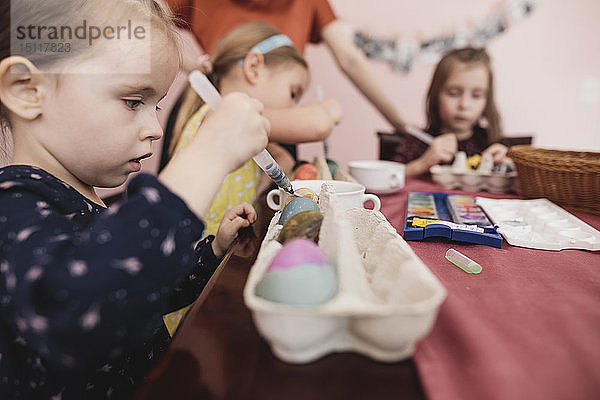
[[0, 165, 220, 399]]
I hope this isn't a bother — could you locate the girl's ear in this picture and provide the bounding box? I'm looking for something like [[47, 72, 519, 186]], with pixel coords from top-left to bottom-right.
[[241, 52, 265, 85], [0, 56, 46, 120]]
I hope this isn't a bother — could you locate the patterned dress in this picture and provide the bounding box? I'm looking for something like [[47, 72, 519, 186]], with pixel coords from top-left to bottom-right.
[[0, 165, 220, 399], [173, 104, 261, 236]]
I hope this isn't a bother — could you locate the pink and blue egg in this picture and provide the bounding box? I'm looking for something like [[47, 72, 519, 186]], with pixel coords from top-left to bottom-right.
[[255, 238, 338, 306]]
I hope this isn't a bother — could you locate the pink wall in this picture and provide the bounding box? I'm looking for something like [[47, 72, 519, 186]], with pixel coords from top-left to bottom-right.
[[298, 0, 600, 168], [98, 0, 600, 197]]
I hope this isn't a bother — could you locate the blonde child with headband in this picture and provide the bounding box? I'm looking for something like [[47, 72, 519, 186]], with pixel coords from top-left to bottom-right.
[[0, 0, 269, 398], [171, 22, 324, 236]]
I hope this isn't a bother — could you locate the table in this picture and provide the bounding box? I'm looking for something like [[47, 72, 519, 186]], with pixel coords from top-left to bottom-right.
[[135, 178, 600, 400], [392, 181, 600, 400]]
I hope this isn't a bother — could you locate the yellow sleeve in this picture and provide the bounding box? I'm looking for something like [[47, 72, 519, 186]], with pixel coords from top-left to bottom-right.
[[171, 103, 261, 236], [203, 161, 261, 236], [172, 104, 211, 154]]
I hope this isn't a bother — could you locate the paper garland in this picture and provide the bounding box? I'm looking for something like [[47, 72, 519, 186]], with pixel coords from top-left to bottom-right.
[[353, 0, 535, 73]]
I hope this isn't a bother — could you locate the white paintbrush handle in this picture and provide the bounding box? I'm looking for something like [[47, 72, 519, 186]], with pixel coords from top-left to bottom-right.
[[405, 126, 435, 145], [188, 70, 294, 194]]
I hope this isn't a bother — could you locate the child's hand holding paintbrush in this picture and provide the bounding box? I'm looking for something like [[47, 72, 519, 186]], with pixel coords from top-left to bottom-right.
[[189, 70, 295, 195]]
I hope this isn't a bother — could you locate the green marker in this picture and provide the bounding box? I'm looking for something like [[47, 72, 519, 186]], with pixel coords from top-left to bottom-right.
[[445, 249, 482, 274]]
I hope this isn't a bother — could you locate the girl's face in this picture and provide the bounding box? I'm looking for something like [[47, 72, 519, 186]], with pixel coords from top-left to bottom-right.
[[38, 27, 179, 192], [252, 62, 309, 109], [438, 62, 489, 136]]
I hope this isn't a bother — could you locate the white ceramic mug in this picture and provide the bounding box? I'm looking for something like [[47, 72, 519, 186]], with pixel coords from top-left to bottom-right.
[[266, 179, 381, 211], [348, 160, 406, 194]]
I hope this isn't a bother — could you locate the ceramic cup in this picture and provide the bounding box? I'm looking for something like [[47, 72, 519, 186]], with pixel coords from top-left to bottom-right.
[[266, 179, 380, 211], [348, 160, 406, 194]]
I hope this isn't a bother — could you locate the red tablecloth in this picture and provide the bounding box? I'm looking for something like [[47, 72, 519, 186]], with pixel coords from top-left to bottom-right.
[[377, 179, 600, 400]]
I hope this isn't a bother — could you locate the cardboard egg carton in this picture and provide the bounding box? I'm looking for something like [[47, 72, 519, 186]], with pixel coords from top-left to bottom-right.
[[244, 184, 446, 363], [430, 152, 518, 194]]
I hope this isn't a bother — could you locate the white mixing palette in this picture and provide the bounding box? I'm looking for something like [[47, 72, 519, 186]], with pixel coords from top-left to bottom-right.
[[475, 197, 600, 251]]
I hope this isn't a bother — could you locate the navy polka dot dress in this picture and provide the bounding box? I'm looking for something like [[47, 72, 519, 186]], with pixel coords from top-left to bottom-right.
[[0, 165, 220, 399]]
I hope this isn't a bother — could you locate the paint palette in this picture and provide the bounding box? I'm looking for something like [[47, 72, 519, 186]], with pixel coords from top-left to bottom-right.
[[404, 192, 502, 248], [475, 197, 600, 251]]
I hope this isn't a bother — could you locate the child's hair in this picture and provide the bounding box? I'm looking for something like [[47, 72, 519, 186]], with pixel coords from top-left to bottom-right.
[[170, 21, 308, 157], [425, 47, 502, 142], [0, 0, 179, 160]]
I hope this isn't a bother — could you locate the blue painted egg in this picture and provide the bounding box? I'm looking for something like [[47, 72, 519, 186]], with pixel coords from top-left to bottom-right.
[[278, 196, 320, 226]]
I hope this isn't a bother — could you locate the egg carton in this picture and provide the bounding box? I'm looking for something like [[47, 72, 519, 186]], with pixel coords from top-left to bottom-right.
[[430, 152, 519, 193], [476, 197, 600, 251], [430, 165, 518, 193], [243, 184, 446, 364]]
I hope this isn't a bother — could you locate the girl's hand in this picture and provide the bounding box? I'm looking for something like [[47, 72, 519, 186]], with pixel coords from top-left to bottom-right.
[[482, 143, 509, 163], [195, 92, 270, 172], [422, 133, 458, 168], [212, 202, 257, 257], [159, 93, 269, 217], [320, 99, 343, 126]]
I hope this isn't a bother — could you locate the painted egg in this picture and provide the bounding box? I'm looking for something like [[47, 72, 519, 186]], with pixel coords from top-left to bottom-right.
[[278, 196, 319, 226], [282, 187, 319, 209], [277, 210, 323, 244], [293, 163, 318, 180], [256, 238, 337, 306], [326, 158, 339, 177]]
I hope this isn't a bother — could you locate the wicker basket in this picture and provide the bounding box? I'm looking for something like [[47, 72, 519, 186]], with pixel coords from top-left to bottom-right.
[[507, 145, 600, 215]]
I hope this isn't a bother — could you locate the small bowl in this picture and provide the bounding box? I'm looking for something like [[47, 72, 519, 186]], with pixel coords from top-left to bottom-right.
[[348, 160, 406, 194]]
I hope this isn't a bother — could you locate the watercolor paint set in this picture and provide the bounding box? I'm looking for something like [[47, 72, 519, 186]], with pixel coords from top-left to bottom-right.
[[403, 192, 503, 248]]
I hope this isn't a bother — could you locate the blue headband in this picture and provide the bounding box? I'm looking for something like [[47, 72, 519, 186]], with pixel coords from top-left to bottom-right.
[[251, 34, 293, 54], [239, 34, 293, 65]]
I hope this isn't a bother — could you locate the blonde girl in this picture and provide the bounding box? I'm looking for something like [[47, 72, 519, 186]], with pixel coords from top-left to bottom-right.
[[0, 0, 269, 398], [170, 22, 316, 236]]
